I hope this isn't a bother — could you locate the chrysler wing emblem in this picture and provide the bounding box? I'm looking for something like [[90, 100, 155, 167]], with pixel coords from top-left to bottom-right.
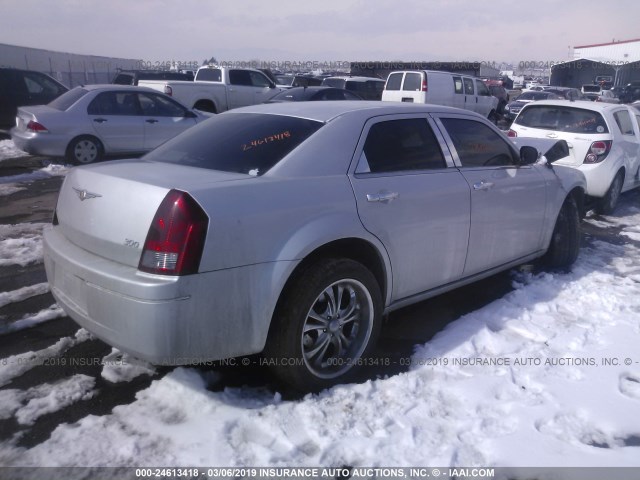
[[72, 187, 102, 201]]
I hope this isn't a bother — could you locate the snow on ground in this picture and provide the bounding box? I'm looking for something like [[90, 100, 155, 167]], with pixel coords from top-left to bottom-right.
[[0, 223, 47, 268], [101, 349, 156, 384], [0, 139, 28, 161], [0, 329, 91, 388], [5, 304, 66, 334], [0, 283, 49, 309], [0, 374, 96, 425], [0, 203, 638, 469]]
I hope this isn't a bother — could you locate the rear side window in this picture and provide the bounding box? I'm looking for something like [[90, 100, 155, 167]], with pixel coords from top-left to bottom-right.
[[229, 70, 252, 86], [359, 118, 446, 173], [197, 69, 222, 82], [323, 78, 346, 89], [441, 118, 517, 168], [48, 87, 89, 111], [144, 113, 324, 175], [385, 73, 403, 91], [463, 78, 474, 95], [453, 77, 463, 94], [613, 110, 635, 135], [515, 106, 609, 134], [403, 73, 422, 91]]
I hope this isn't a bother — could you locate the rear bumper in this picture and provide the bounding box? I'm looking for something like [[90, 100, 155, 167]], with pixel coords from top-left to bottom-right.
[[44, 225, 294, 364], [10, 128, 68, 157]]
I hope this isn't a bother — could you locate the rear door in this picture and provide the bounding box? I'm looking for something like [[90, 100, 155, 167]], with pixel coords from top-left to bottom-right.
[[349, 115, 470, 301], [137, 92, 197, 150], [435, 115, 548, 276], [611, 108, 640, 189], [382, 72, 404, 102], [227, 70, 257, 109], [87, 91, 145, 152]]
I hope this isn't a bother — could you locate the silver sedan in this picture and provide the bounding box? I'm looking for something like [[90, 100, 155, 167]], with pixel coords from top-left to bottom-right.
[[43, 102, 586, 391], [11, 85, 208, 164]]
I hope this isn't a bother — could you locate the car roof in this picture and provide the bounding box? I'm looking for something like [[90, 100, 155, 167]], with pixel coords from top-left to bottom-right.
[[229, 100, 484, 122], [324, 76, 384, 82], [518, 99, 623, 112], [74, 84, 164, 94]]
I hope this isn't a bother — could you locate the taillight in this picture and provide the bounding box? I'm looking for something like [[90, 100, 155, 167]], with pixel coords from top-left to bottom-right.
[[507, 129, 517, 138], [584, 140, 611, 164], [27, 120, 48, 132], [139, 190, 208, 276], [164, 85, 173, 96], [421, 78, 428, 92]]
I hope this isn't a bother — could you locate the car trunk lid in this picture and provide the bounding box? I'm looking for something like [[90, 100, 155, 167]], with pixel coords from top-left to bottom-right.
[[55, 160, 249, 268]]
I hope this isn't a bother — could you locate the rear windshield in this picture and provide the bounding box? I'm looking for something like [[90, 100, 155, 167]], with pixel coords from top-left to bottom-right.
[[144, 113, 324, 175], [48, 87, 89, 111], [514, 105, 609, 134], [323, 78, 346, 88]]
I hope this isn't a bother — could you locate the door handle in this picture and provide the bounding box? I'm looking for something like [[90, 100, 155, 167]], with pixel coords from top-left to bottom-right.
[[367, 192, 399, 203], [473, 181, 494, 191], [145, 119, 159, 124], [93, 118, 107, 123]]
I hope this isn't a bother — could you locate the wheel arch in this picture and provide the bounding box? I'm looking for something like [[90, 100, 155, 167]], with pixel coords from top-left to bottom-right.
[[192, 98, 218, 113], [267, 237, 390, 341]]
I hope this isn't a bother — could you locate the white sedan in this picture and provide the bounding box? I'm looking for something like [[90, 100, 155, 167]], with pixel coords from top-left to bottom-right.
[[11, 85, 209, 164], [509, 100, 640, 213]]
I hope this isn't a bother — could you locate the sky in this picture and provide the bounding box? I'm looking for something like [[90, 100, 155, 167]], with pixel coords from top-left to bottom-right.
[[1, 0, 639, 66]]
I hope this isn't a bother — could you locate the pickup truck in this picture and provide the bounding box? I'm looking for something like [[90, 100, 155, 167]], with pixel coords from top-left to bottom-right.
[[138, 66, 285, 113]]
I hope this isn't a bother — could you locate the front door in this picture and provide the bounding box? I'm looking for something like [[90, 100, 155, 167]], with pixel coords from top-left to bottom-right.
[[435, 115, 548, 276]]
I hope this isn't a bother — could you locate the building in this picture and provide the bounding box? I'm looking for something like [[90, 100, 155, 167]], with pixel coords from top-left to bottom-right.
[[349, 61, 501, 80], [573, 38, 640, 63], [0, 43, 141, 87]]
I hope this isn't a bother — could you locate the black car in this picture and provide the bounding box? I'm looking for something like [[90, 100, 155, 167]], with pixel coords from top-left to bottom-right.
[[619, 81, 640, 103], [264, 86, 364, 103], [0, 68, 68, 135], [111, 70, 194, 86]]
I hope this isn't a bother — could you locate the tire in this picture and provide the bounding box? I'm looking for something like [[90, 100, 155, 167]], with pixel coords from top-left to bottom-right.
[[264, 258, 383, 392], [541, 196, 580, 270], [66, 136, 103, 165], [596, 170, 624, 215]]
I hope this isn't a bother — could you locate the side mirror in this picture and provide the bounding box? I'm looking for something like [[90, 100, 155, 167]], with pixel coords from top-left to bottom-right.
[[184, 110, 198, 118], [269, 82, 276, 89], [519, 146, 539, 165]]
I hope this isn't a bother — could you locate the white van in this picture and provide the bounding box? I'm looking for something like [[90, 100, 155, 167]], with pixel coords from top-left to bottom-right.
[[382, 70, 499, 121]]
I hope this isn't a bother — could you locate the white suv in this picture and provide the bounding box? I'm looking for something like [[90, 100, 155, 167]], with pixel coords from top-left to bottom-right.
[[509, 100, 640, 213]]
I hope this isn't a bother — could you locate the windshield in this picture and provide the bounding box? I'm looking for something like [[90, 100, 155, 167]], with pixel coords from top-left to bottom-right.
[[515, 105, 609, 134], [48, 87, 89, 110], [144, 113, 324, 175]]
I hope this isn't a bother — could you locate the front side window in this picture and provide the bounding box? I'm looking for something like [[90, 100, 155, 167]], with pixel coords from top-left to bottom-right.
[[441, 118, 517, 168], [515, 105, 609, 134], [475, 80, 490, 96], [359, 118, 446, 173], [613, 110, 635, 135], [144, 113, 323, 175], [249, 71, 271, 87], [138, 93, 186, 117]]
